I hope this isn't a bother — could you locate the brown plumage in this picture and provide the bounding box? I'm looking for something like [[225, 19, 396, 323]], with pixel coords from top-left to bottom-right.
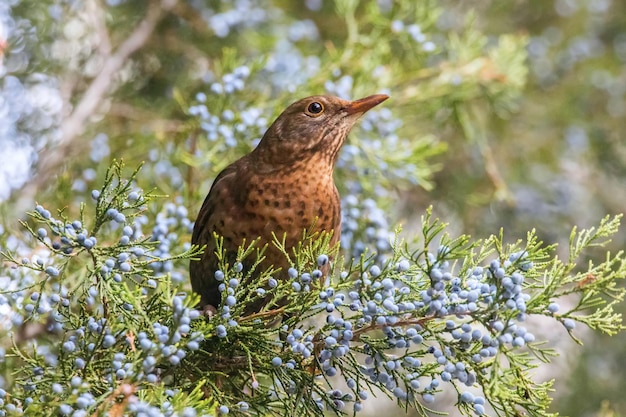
[[190, 94, 389, 313]]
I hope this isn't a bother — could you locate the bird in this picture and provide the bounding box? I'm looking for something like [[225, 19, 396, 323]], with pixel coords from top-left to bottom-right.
[[190, 93, 389, 314]]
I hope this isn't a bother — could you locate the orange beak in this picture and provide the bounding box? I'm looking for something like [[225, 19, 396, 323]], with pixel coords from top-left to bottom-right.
[[344, 94, 389, 115]]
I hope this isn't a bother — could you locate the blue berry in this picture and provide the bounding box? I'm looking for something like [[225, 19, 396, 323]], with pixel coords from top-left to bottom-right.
[[397, 259, 410, 272], [216, 325, 227, 338], [75, 358, 86, 369], [491, 321, 505, 332], [460, 392, 474, 403], [346, 378, 357, 390], [36, 205, 51, 219], [59, 404, 72, 415], [106, 208, 118, 218], [423, 393, 435, 403], [103, 335, 116, 348], [45, 266, 60, 277], [70, 376, 82, 387], [225, 295, 236, 306], [324, 336, 337, 347]]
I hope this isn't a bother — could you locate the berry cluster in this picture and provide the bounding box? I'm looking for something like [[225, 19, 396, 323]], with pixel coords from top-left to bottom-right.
[[1, 288, 204, 416], [148, 200, 194, 283], [189, 66, 268, 154], [246, 238, 550, 416], [341, 194, 392, 259]]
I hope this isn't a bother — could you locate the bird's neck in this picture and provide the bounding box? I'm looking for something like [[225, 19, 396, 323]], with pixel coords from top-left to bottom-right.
[[250, 145, 337, 177]]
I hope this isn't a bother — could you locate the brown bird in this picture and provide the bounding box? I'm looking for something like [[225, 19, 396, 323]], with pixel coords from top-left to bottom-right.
[[190, 93, 389, 313]]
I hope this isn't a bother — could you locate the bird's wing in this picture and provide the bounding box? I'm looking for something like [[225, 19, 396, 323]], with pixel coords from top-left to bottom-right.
[[191, 162, 239, 243], [190, 161, 243, 308]]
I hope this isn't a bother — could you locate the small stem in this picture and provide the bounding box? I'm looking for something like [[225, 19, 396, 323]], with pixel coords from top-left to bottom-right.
[[240, 306, 287, 322]]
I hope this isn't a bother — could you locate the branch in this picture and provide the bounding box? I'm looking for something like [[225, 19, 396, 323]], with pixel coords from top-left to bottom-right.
[[60, 0, 174, 144], [20, 0, 177, 208]]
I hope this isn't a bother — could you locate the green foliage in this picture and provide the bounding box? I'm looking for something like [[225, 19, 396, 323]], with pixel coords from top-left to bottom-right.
[[1, 0, 626, 416], [1, 162, 625, 416]]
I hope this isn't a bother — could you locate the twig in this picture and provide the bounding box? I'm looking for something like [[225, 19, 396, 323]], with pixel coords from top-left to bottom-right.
[[60, 0, 171, 144], [350, 314, 435, 341], [88, 0, 112, 57], [240, 306, 288, 322], [19, 0, 177, 209]]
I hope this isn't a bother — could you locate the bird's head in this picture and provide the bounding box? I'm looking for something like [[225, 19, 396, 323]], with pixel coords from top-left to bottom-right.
[[252, 94, 389, 171]]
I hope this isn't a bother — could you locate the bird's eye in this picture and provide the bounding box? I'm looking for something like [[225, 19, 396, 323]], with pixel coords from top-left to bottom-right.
[[306, 102, 324, 116]]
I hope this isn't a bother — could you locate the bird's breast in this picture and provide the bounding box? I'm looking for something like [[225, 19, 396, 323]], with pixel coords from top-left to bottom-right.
[[243, 169, 340, 242]]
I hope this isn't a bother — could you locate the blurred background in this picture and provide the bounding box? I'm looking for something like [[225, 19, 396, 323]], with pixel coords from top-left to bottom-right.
[[1, 0, 625, 415]]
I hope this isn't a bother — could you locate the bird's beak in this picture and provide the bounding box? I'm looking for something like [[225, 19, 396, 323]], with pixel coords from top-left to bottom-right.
[[344, 94, 389, 115]]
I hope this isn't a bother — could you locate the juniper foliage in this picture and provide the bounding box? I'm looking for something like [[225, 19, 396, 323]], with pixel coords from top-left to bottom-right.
[[1, 0, 626, 416], [0, 161, 624, 416]]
